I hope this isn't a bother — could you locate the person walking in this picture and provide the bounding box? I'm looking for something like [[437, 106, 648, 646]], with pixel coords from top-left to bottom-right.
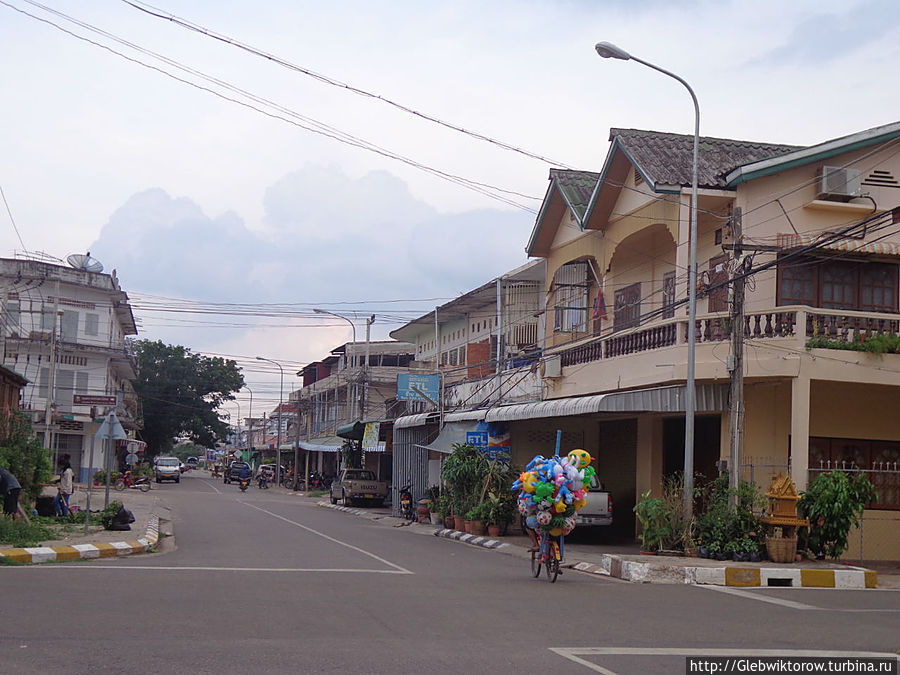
[[0, 464, 22, 519], [52, 456, 75, 517]]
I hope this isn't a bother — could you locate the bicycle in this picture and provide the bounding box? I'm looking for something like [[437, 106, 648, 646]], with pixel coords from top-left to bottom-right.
[[530, 530, 564, 583]]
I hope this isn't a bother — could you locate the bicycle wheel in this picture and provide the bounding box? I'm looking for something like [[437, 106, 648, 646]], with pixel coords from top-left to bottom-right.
[[530, 550, 542, 578], [546, 542, 560, 583]]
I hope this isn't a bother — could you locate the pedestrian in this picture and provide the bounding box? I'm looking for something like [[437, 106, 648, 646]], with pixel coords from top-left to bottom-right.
[[52, 456, 75, 517], [0, 464, 22, 519]]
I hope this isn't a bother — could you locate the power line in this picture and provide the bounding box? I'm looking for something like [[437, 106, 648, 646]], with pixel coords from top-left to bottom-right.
[[121, 0, 573, 170], [0, 184, 27, 253]]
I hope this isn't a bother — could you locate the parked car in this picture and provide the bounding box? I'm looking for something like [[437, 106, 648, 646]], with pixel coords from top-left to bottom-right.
[[574, 474, 613, 529], [155, 457, 182, 483], [329, 469, 389, 506]]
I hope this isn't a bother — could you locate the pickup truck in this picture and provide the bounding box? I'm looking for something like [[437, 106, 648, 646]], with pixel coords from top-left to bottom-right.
[[329, 469, 389, 507], [574, 474, 613, 530]]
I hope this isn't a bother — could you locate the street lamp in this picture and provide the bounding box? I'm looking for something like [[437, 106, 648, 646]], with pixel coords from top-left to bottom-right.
[[314, 308, 358, 420], [256, 356, 284, 484], [595, 41, 700, 521], [234, 399, 242, 461]]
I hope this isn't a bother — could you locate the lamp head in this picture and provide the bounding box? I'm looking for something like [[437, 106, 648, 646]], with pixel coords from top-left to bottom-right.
[[255, 356, 265, 361], [595, 41, 631, 60], [313, 308, 326, 315]]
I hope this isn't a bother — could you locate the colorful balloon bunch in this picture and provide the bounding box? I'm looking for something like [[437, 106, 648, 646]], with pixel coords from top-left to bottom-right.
[[512, 449, 596, 537]]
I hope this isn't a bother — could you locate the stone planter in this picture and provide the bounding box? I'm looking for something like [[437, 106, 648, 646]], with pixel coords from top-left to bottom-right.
[[430, 512, 442, 526]]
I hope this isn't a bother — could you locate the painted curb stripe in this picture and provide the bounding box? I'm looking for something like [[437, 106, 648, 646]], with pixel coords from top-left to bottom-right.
[[0, 514, 161, 565]]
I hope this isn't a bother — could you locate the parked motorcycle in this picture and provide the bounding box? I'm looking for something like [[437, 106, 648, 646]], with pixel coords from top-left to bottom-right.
[[398, 484, 415, 521], [114, 470, 151, 493]]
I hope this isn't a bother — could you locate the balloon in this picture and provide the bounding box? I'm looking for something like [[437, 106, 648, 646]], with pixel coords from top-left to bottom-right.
[[536, 511, 552, 526], [525, 515, 538, 528], [534, 482, 554, 502], [568, 449, 593, 470], [553, 500, 567, 513], [520, 472, 539, 493], [548, 527, 563, 537]]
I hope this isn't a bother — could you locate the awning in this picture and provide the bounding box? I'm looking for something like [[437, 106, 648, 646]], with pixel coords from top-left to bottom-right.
[[298, 436, 344, 452], [484, 384, 728, 422], [393, 412, 437, 429], [414, 420, 480, 455], [777, 233, 900, 257], [443, 409, 486, 423]]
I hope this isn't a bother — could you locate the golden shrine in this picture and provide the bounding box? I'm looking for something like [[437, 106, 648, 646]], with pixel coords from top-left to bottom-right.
[[760, 473, 810, 563]]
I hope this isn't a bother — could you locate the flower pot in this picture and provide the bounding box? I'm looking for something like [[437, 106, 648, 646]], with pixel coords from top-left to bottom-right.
[[487, 524, 501, 538], [463, 520, 472, 534], [749, 551, 762, 563], [698, 547, 710, 559], [469, 520, 485, 536], [453, 515, 466, 531], [444, 515, 455, 529], [430, 512, 442, 526], [732, 551, 751, 563], [715, 551, 731, 561]]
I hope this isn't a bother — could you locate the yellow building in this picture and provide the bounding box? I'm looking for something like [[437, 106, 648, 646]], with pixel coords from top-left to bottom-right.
[[521, 122, 900, 559]]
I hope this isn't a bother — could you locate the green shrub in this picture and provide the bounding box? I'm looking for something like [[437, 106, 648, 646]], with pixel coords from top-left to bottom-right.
[[799, 471, 877, 559], [0, 412, 52, 504], [0, 517, 55, 547]]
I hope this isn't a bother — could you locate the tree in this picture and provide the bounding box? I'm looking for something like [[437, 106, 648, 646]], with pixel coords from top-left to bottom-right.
[[0, 412, 52, 504], [132, 340, 244, 456]]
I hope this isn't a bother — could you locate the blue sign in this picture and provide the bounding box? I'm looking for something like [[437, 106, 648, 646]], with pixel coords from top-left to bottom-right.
[[397, 373, 440, 402], [466, 431, 488, 449]]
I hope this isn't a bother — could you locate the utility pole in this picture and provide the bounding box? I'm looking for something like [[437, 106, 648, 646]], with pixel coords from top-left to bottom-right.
[[362, 315, 374, 420], [728, 207, 745, 502]]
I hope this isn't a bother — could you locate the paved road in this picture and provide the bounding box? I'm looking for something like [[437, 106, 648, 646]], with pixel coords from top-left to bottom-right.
[[3, 471, 898, 674]]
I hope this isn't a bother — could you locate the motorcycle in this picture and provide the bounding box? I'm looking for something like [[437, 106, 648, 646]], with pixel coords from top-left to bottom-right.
[[398, 484, 415, 521], [114, 470, 151, 493], [239, 477, 250, 492], [257, 473, 269, 489]]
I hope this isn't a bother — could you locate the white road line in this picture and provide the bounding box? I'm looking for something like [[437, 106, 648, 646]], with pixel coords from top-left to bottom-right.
[[241, 501, 413, 575], [18, 565, 408, 573], [700, 585, 900, 612], [199, 480, 222, 494], [701, 585, 819, 610], [549, 648, 898, 674]]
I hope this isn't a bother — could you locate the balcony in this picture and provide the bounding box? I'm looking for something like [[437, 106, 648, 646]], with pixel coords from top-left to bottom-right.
[[554, 305, 900, 370]]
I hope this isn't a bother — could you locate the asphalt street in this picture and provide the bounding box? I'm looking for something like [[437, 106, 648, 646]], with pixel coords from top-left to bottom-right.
[[3, 470, 898, 674]]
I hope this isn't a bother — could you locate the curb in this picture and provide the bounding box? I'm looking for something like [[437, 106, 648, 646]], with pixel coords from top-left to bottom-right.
[[433, 528, 510, 550], [319, 504, 880, 590], [0, 513, 160, 565]]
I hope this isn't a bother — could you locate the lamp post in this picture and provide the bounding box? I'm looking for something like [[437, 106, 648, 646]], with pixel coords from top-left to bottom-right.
[[313, 308, 358, 421], [243, 384, 253, 468], [595, 41, 700, 521], [234, 399, 242, 461], [256, 356, 284, 485]]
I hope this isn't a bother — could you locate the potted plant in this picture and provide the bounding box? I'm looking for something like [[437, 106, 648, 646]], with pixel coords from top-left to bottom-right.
[[465, 502, 489, 536], [441, 444, 489, 533], [633, 490, 671, 553], [798, 470, 877, 560]]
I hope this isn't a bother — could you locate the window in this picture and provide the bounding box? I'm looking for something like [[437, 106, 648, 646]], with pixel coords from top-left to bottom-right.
[[85, 313, 100, 336], [613, 282, 641, 330], [777, 256, 898, 312], [809, 436, 899, 509], [662, 271, 676, 319], [6, 300, 20, 329], [707, 255, 728, 313], [458, 344, 466, 366], [553, 261, 590, 333], [60, 310, 79, 342]]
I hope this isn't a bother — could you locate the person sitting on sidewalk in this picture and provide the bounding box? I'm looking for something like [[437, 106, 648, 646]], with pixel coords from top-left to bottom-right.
[[0, 464, 22, 519]]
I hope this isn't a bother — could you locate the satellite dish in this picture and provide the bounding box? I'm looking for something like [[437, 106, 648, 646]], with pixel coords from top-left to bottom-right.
[[66, 252, 104, 273]]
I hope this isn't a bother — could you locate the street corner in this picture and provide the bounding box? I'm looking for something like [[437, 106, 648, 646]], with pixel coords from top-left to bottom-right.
[[0, 513, 161, 565]]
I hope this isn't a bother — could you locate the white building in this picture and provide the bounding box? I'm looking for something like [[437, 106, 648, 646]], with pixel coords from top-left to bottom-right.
[[0, 254, 139, 482]]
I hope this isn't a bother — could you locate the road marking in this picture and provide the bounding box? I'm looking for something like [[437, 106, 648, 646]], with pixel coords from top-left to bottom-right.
[[242, 501, 413, 575], [199, 480, 222, 494], [549, 647, 898, 674], [701, 585, 900, 612], [17, 565, 409, 573]]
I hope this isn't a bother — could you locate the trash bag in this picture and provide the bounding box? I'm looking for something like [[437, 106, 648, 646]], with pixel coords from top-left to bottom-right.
[[106, 505, 136, 531]]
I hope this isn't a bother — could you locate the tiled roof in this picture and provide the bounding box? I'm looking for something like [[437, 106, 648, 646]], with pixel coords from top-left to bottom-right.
[[549, 169, 600, 220], [611, 128, 801, 190]]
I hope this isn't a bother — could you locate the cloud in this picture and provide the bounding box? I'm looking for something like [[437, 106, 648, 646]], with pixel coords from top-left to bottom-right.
[[88, 165, 533, 352]]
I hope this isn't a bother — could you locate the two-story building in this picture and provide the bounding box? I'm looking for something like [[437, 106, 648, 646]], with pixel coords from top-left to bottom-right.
[[0, 255, 139, 482], [515, 121, 900, 555]]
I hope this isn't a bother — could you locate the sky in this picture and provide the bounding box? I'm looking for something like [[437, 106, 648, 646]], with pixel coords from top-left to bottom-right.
[[2, 0, 899, 422]]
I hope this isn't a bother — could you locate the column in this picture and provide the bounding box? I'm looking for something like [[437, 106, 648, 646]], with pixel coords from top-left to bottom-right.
[[790, 374, 810, 490]]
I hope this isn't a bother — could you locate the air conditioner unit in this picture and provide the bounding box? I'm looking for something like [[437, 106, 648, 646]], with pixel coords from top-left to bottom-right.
[[816, 166, 862, 202], [540, 354, 561, 379]]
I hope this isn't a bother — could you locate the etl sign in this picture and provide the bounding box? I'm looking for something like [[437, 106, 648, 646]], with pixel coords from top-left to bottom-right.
[[466, 432, 488, 450]]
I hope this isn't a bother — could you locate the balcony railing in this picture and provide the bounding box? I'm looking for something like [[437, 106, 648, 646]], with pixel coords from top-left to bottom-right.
[[557, 305, 900, 369]]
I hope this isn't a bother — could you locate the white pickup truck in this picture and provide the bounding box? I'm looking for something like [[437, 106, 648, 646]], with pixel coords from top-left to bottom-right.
[[329, 469, 389, 507], [575, 474, 613, 529]]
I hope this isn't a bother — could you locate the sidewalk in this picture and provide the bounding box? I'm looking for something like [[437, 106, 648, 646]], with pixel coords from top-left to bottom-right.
[[319, 500, 897, 590], [0, 483, 167, 564]]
